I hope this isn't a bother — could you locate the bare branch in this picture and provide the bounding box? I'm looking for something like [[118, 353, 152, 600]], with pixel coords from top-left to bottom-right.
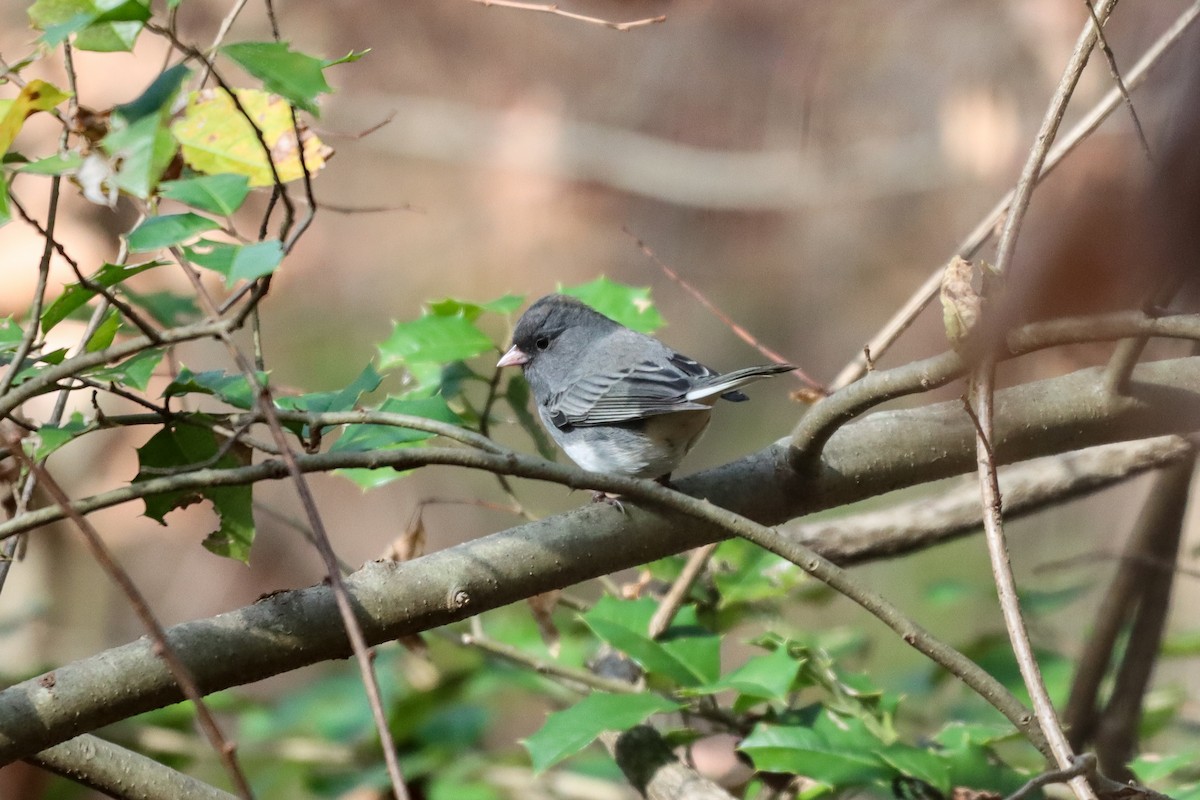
[[29, 734, 237, 800], [466, 0, 666, 31], [828, 0, 1200, 391]]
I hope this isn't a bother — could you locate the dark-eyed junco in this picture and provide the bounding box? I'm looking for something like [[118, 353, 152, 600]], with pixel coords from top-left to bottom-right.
[[497, 294, 793, 485]]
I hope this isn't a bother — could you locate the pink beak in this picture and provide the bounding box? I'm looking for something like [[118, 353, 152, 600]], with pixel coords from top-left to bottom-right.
[[496, 345, 530, 368]]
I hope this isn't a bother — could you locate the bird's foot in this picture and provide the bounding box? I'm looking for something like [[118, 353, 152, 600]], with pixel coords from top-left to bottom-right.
[[591, 491, 626, 514]]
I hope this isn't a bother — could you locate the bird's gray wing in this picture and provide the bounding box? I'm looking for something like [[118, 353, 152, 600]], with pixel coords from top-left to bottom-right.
[[544, 351, 716, 429]]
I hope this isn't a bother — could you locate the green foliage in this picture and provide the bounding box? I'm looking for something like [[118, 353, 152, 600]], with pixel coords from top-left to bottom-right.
[[524, 692, 682, 773], [214, 239, 285, 287], [163, 367, 266, 409], [127, 213, 222, 252], [28, 0, 150, 50], [582, 597, 720, 687], [159, 174, 251, 216], [41, 260, 167, 332], [562, 276, 664, 333], [134, 419, 255, 560], [378, 314, 495, 371], [222, 42, 333, 116]]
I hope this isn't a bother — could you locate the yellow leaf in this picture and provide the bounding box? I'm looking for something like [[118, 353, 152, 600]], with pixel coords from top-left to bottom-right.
[[0, 80, 71, 156], [170, 88, 332, 186]]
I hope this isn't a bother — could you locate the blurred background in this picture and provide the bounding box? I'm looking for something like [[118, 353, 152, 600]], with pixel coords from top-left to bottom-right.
[[1, 0, 1198, 794]]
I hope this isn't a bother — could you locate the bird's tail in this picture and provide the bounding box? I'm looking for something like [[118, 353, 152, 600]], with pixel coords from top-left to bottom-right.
[[686, 363, 794, 402]]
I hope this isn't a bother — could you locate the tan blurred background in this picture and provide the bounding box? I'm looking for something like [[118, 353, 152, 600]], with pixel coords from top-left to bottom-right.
[[0, 0, 1197, 773]]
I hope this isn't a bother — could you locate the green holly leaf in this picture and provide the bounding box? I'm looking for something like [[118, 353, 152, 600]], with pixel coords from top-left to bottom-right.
[[16, 153, 85, 175], [684, 644, 803, 702], [378, 314, 494, 370], [41, 260, 167, 333], [135, 420, 255, 561], [562, 277, 663, 333], [222, 41, 332, 116], [159, 174, 251, 216], [428, 294, 524, 322], [523, 692, 681, 773], [127, 213, 221, 252], [740, 710, 891, 788], [103, 112, 178, 199], [29, 0, 150, 50], [332, 395, 461, 489], [32, 413, 89, 459], [277, 364, 383, 415], [163, 367, 266, 409], [182, 239, 283, 286], [84, 307, 121, 352], [114, 63, 190, 123], [330, 395, 461, 453], [88, 348, 164, 391], [581, 597, 719, 687]]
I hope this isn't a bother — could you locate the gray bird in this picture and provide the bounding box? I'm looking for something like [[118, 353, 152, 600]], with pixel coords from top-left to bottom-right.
[[496, 294, 793, 486]]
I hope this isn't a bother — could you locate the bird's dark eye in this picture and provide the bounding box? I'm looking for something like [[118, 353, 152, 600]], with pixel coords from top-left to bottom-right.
[[535, 336, 550, 351]]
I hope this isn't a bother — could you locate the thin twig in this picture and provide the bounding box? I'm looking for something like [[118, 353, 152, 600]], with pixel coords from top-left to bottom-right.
[[9, 194, 160, 341], [1003, 754, 1098, 800], [0, 183, 58, 397], [467, 0, 665, 31], [792, 309, 1200, 461], [1035, 547, 1200, 581], [1083, 0, 1153, 160], [1, 430, 255, 798], [625, 229, 821, 391], [826, 0, 1200, 391], [965, 386, 1084, 786], [460, 632, 640, 695], [967, 6, 1117, 797], [171, 248, 411, 800], [648, 543, 718, 639], [478, 365, 535, 518]]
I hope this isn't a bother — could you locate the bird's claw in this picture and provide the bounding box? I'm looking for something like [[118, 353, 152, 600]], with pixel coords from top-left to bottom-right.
[[591, 491, 626, 514]]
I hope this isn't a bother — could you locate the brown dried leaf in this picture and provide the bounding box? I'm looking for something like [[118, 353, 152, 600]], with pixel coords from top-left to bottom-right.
[[940, 256, 983, 349]]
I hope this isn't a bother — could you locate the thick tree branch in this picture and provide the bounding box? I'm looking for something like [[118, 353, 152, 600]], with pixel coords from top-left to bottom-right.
[[29, 734, 236, 800], [2, 356, 1200, 761], [788, 435, 1193, 564]]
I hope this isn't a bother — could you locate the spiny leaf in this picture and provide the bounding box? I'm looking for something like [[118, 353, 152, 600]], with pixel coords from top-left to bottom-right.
[[134, 420, 254, 561], [126, 213, 221, 252], [523, 692, 680, 773], [378, 314, 494, 370], [159, 174, 251, 216], [222, 41, 332, 116], [562, 277, 663, 333]]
